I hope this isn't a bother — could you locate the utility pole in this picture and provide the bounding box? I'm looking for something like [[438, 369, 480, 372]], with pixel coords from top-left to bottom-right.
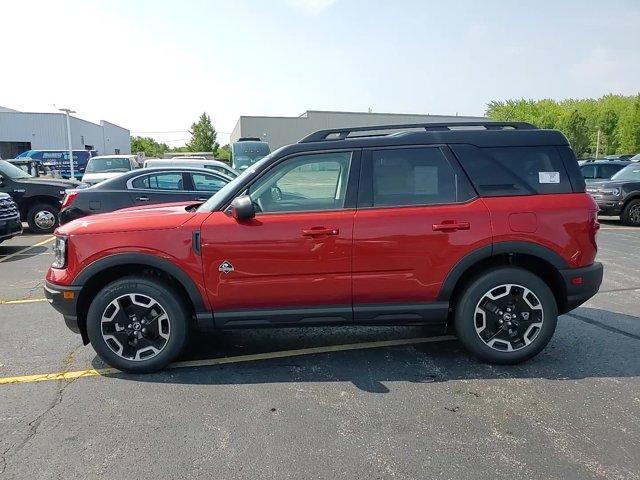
[[595, 129, 601, 159], [58, 108, 76, 179]]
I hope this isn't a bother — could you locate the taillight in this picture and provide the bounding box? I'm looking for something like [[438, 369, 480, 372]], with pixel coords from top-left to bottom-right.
[[61, 191, 78, 209], [589, 210, 599, 252]]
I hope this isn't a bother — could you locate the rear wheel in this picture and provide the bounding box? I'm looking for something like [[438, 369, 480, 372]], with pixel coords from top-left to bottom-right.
[[86, 276, 190, 373], [621, 199, 640, 226], [27, 203, 59, 234], [454, 267, 557, 364]]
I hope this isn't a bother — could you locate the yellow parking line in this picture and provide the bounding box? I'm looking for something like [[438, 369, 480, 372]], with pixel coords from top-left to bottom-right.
[[0, 335, 456, 386], [0, 298, 48, 305], [0, 236, 55, 263]]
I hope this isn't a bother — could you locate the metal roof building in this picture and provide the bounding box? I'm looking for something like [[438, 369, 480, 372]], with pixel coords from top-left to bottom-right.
[[230, 110, 486, 150], [0, 106, 130, 159]]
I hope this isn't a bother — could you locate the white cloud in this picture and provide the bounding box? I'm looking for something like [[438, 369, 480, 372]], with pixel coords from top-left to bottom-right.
[[287, 0, 338, 14]]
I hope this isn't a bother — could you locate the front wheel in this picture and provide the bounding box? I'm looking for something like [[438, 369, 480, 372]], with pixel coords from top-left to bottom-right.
[[86, 276, 190, 373], [27, 203, 59, 234], [621, 199, 640, 226], [454, 267, 557, 364]]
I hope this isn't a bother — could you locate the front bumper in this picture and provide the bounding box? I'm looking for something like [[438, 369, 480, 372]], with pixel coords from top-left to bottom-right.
[[559, 262, 603, 313], [0, 216, 22, 241], [590, 195, 624, 215], [44, 281, 82, 334]]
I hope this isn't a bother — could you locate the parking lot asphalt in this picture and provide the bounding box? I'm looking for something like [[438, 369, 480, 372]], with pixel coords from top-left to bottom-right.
[[1, 221, 639, 480]]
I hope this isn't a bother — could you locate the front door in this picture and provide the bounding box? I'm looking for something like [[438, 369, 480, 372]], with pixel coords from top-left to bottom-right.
[[200, 150, 359, 327], [352, 146, 492, 323]]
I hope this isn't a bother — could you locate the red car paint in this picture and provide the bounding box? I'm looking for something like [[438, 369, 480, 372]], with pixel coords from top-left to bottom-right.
[[47, 192, 598, 310]]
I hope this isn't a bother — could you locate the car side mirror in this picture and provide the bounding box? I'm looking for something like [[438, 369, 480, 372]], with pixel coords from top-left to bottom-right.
[[230, 195, 255, 221]]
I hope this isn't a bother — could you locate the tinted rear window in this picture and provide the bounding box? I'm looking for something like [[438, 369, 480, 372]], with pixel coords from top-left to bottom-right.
[[451, 145, 573, 196]]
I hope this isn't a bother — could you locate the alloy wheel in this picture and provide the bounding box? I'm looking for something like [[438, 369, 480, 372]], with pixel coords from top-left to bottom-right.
[[101, 294, 171, 361], [474, 283, 544, 352], [629, 203, 640, 225], [34, 210, 56, 230]]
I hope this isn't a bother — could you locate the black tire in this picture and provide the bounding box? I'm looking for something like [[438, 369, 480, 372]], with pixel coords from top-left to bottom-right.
[[621, 199, 640, 226], [454, 267, 557, 364], [27, 203, 59, 234], [86, 276, 190, 373]]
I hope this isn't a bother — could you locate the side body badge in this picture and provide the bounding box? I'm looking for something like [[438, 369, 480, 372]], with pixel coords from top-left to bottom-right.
[[218, 261, 234, 274]]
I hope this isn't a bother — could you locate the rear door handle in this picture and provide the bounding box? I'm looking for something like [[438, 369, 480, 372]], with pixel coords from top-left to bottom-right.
[[302, 227, 339, 237], [196, 197, 209, 201], [136, 196, 150, 202], [432, 221, 470, 232]]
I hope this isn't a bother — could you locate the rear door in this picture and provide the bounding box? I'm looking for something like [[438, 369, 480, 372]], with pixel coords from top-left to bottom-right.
[[352, 145, 491, 323]]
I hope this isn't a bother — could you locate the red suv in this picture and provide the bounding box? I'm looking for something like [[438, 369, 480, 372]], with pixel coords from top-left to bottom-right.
[[45, 122, 603, 372]]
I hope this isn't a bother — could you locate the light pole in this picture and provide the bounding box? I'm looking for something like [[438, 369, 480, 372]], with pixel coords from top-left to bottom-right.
[[58, 108, 76, 179]]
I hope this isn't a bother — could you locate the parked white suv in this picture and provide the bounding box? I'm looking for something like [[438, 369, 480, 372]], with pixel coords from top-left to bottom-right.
[[81, 155, 138, 186]]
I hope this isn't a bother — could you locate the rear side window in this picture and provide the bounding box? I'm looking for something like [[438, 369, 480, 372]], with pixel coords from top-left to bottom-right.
[[131, 173, 184, 190], [451, 145, 573, 196], [369, 147, 475, 207]]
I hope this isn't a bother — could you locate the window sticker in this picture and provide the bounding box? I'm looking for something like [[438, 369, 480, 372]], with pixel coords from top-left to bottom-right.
[[539, 171, 560, 184]]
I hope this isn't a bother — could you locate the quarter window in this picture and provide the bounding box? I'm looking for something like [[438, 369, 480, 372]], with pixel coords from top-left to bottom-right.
[[131, 173, 184, 190], [248, 152, 352, 213], [370, 147, 471, 207]]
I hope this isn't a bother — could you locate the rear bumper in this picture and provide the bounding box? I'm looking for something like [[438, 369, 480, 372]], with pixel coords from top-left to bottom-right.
[[44, 281, 82, 334], [559, 262, 603, 313], [0, 216, 22, 241]]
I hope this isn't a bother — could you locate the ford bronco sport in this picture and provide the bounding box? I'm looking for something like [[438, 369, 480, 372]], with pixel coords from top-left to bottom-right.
[[45, 122, 603, 372]]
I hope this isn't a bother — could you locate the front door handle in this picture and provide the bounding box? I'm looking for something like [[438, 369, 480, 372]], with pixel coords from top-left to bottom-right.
[[302, 227, 339, 237], [136, 196, 150, 202], [196, 197, 209, 202], [432, 221, 470, 232]]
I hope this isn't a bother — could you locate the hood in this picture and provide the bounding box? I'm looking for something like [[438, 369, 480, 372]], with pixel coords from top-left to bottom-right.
[[56, 201, 199, 235], [81, 172, 126, 184], [15, 177, 80, 188], [586, 180, 628, 189]]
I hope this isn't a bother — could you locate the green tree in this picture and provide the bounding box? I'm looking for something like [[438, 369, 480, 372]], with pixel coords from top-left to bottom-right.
[[216, 144, 231, 161], [618, 95, 640, 153], [562, 109, 590, 157], [187, 112, 218, 153], [130, 136, 170, 158]]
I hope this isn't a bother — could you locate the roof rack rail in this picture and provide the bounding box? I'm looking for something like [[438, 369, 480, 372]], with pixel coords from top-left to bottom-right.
[[298, 121, 537, 143]]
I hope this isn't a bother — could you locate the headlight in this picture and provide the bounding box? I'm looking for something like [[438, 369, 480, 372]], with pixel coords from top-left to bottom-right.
[[52, 236, 67, 269], [601, 188, 621, 196]]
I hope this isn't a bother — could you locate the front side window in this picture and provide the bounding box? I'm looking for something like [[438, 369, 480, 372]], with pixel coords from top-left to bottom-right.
[[131, 173, 184, 190], [370, 147, 470, 207], [191, 173, 227, 191], [248, 152, 352, 213]]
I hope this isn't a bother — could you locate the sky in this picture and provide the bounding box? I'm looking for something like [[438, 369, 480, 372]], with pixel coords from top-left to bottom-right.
[[1, 0, 638, 146]]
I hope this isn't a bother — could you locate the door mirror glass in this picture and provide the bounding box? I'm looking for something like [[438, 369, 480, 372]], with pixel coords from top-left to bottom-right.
[[230, 195, 255, 220]]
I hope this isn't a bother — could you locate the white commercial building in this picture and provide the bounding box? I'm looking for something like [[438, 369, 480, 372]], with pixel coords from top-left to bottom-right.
[[231, 110, 486, 150], [0, 105, 130, 159]]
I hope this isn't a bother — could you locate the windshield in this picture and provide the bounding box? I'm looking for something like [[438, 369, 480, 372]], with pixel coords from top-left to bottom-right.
[[0, 160, 32, 179], [198, 154, 273, 212], [611, 164, 640, 181], [85, 158, 132, 173], [233, 142, 270, 169]]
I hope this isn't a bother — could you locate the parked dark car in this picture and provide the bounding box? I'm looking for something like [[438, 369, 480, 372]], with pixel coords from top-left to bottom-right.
[[0, 192, 22, 244], [0, 160, 79, 234], [580, 160, 630, 183], [586, 163, 640, 225], [59, 167, 232, 225], [604, 154, 634, 160]]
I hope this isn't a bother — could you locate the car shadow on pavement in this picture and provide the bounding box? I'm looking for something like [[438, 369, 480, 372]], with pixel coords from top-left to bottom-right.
[[0, 245, 49, 261], [94, 307, 640, 393]]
